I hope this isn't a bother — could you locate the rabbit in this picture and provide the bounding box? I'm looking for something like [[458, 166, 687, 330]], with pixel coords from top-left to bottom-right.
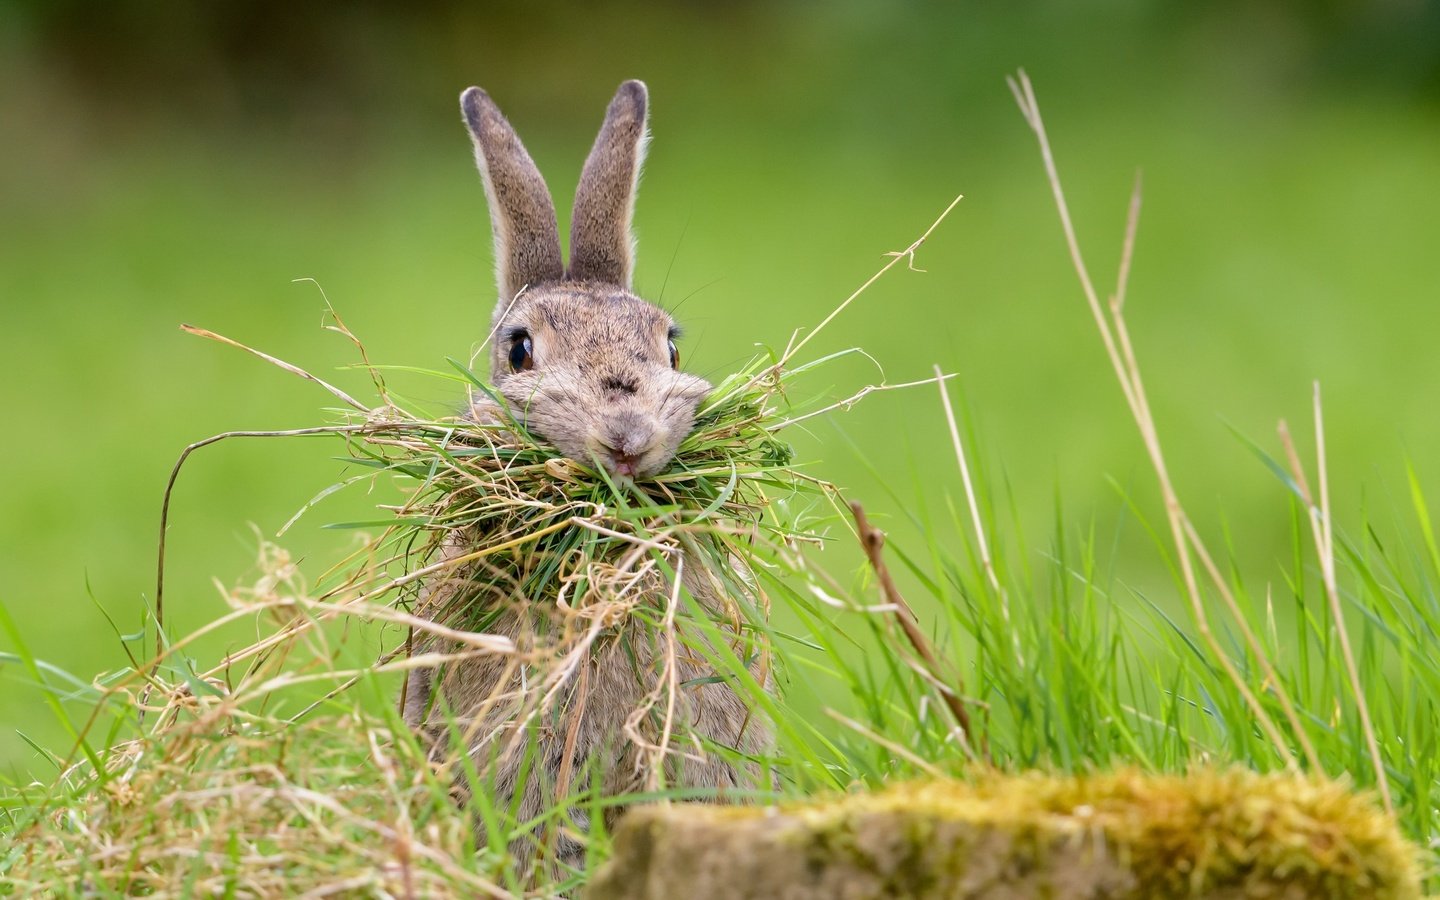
[[400, 80, 772, 872]]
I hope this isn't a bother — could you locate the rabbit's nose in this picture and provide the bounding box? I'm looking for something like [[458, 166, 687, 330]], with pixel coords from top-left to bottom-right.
[[603, 413, 658, 454], [596, 412, 660, 477]]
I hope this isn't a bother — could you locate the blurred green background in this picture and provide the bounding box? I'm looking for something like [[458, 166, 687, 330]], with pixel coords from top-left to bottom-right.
[[2, 1, 1438, 775]]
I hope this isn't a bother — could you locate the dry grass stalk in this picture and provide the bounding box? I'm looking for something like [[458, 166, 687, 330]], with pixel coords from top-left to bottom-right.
[[1008, 69, 1321, 773], [1277, 390, 1394, 813], [849, 501, 982, 761], [935, 363, 1021, 673], [778, 194, 963, 369], [7, 710, 510, 897]]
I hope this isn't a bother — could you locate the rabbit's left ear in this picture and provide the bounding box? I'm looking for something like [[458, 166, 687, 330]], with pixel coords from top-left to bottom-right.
[[568, 80, 649, 288]]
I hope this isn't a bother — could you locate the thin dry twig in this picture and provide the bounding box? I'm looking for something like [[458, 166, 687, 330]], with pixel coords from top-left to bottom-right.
[[779, 193, 963, 368], [772, 372, 957, 430], [181, 325, 370, 413], [849, 501, 982, 761], [154, 425, 384, 666]]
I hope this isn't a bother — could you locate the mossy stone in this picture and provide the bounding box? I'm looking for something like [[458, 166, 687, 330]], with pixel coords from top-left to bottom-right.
[[587, 770, 1421, 899]]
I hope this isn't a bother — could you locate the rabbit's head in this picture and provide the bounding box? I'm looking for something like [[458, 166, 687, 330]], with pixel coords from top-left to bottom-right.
[[460, 81, 708, 480]]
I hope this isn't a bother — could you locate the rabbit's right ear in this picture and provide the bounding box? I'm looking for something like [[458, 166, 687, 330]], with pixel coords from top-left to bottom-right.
[[461, 87, 564, 305]]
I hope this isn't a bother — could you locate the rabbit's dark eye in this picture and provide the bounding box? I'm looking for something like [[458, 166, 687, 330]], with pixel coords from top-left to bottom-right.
[[667, 339, 679, 370], [509, 335, 534, 373]]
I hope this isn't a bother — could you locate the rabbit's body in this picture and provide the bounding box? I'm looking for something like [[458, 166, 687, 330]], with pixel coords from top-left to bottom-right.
[[403, 535, 768, 865], [400, 81, 770, 867]]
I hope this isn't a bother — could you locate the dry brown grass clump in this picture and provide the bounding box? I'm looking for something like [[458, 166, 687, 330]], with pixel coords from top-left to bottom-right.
[[3, 707, 498, 897]]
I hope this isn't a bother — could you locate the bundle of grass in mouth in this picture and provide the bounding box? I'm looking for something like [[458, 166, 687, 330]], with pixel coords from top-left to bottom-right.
[[368, 360, 796, 642]]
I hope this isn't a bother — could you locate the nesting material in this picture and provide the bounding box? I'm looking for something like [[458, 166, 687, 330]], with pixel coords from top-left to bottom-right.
[[588, 770, 1422, 899], [372, 362, 797, 639]]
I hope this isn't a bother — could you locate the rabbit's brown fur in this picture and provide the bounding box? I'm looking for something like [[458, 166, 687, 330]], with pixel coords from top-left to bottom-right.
[[402, 81, 770, 868]]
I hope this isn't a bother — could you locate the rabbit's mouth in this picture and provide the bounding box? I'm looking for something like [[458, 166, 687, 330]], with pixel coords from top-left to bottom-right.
[[607, 451, 643, 480], [591, 440, 668, 481], [582, 407, 682, 481]]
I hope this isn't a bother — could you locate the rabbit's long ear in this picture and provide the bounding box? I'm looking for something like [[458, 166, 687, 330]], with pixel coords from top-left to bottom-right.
[[568, 80, 649, 288], [461, 87, 564, 304]]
